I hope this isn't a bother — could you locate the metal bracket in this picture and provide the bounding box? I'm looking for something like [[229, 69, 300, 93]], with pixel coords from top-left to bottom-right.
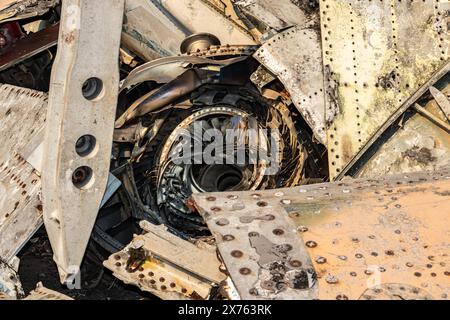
[[42, 0, 125, 284]]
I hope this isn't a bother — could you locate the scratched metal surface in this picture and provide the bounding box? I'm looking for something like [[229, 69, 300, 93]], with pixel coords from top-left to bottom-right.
[[320, 0, 450, 179], [194, 168, 450, 300], [0, 84, 46, 262]]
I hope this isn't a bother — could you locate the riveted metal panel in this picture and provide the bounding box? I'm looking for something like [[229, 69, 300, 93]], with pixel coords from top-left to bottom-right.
[[0, 85, 46, 263], [321, 0, 450, 179], [254, 26, 330, 144], [194, 168, 450, 300]]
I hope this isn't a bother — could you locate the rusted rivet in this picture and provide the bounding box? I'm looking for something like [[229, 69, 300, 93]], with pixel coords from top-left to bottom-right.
[[227, 195, 238, 200], [231, 250, 243, 258], [161, 285, 167, 290], [306, 241, 317, 248], [249, 288, 258, 296], [223, 234, 235, 241], [148, 272, 154, 277], [248, 231, 259, 237], [394, 229, 401, 234], [289, 260, 302, 268], [239, 267, 251, 275], [325, 275, 339, 284], [216, 218, 229, 226], [355, 253, 363, 259], [261, 280, 275, 290], [379, 267, 386, 272], [114, 255, 121, 260], [138, 274, 145, 279], [315, 256, 327, 264], [257, 201, 268, 207], [364, 269, 373, 275], [280, 199, 291, 205], [181, 288, 187, 294], [336, 294, 349, 300], [338, 255, 347, 261], [206, 196, 216, 201], [150, 280, 156, 284], [297, 226, 308, 233], [273, 229, 284, 236], [371, 252, 378, 257], [115, 262, 121, 267], [414, 272, 422, 277], [385, 250, 395, 256], [350, 272, 357, 277], [211, 206, 222, 212], [170, 283, 176, 288], [251, 193, 262, 199], [406, 262, 414, 267]]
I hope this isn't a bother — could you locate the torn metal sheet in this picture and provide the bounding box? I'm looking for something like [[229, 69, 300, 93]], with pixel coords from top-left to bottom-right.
[[0, 257, 23, 299], [254, 26, 328, 144], [321, 0, 450, 180], [42, 0, 124, 284], [194, 168, 450, 300], [0, 84, 46, 262], [194, 195, 319, 300], [0, 0, 59, 23], [235, 0, 318, 31], [104, 221, 225, 300], [23, 282, 73, 300]]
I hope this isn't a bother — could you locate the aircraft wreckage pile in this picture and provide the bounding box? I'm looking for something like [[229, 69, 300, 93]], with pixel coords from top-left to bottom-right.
[[0, 0, 449, 300]]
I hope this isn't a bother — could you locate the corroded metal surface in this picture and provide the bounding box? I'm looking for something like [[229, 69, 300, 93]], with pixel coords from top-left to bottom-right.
[[321, 0, 450, 179], [235, 0, 318, 32], [194, 195, 318, 300], [254, 26, 329, 144], [193, 169, 450, 300], [0, 84, 46, 262], [356, 84, 450, 178], [104, 221, 225, 300]]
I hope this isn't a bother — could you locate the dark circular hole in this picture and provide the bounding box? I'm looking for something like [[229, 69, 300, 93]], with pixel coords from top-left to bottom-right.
[[75, 135, 97, 157], [82, 77, 103, 100], [72, 166, 93, 189], [190, 164, 244, 192]]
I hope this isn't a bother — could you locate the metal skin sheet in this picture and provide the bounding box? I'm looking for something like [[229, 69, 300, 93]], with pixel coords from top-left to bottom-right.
[[355, 84, 450, 178], [194, 195, 319, 300], [193, 168, 450, 300], [160, 0, 256, 46], [235, 0, 318, 31], [0, 85, 46, 263], [320, 0, 450, 180], [42, 0, 124, 284], [122, 0, 188, 61], [254, 26, 329, 144]]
